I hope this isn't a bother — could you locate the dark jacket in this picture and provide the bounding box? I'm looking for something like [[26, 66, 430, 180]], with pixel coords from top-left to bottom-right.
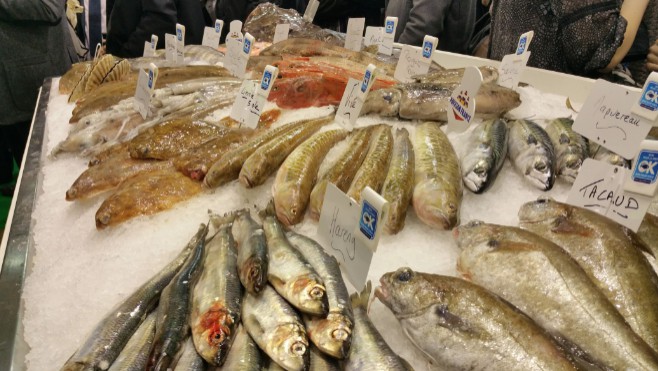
[[0, 0, 77, 125], [107, 0, 205, 58]]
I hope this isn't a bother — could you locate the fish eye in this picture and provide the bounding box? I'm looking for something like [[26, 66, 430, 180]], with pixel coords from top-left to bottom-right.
[[290, 207, 297, 216], [209, 331, 225, 345], [310, 286, 325, 299], [397, 269, 413, 282], [332, 328, 350, 341], [291, 342, 306, 356], [534, 162, 547, 171]]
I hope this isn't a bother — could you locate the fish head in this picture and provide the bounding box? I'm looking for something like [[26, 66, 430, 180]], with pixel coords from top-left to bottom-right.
[[518, 197, 572, 231], [194, 305, 237, 366], [270, 323, 310, 371], [526, 156, 554, 190], [305, 313, 353, 358], [413, 182, 461, 229], [453, 221, 513, 279], [269, 76, 323, 109], [377, 267, 451, 318], [463, 159, 491, 193], [291, 275, 328, 315], [560, 154, 583, 182], [274, 187, 304, 226]]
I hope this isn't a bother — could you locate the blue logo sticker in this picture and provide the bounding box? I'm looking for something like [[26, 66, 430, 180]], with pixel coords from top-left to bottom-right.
[[632, 149, 658, 184], [359, 201, 378, 240], [243, 39, 251, 54], [361, 70, 371, 93], [215, 22, 221, 33], [176, 29, 183, 41], [385, 20, 395, 34], [516, 35, 527, 55], [148, 70, 154, 89], [639, 81, 658, 111], [261, 71, 272, 90], [422, 41, 433, 58]]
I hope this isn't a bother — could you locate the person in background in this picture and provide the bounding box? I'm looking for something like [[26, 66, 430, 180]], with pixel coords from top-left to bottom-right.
[[385, 0, 476, 54], [314, 0, 384, 31], [649, 39, 658, 72], [106, 0, 205, 58]]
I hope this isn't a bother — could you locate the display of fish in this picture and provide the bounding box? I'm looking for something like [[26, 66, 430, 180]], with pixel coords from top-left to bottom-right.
[[173, 337, 206, 371], [507, 119, 555, 191], [589, 142, 631, 168], [60, 225, 206, 371], [380, 128, 415, 234], [242, 285, 310, 371], [455, 221, 658, 370], [60, 61, 93, 94], [347, 125, 394, 203], [461, 119, 508, 193], [148, 223, 208, 371], [309, 127, 374, 220], [219, 325, 264, 371], [95, 168, 203, 229], [261, 202, 328, 315], [519, 198, 658, 352], [413, 122, 462, 230], [638, 212, 658, 259], [286, 231, 354, 359], [107, 312, 157, 371], [376, 268, 578, 370], [309, 345, 341, 371], [273, 129, 349, 226], [268, 75, 351, 109], [412, 66, 499, 85], [231, 209, 269, 295], [545, 118, 588, 183], [191, 224, 242, 366]]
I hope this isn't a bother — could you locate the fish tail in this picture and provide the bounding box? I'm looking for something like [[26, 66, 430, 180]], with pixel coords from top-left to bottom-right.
[[258, 199, 277, 220], [350, 281, 372, 309], [209, 210, 237, 229]]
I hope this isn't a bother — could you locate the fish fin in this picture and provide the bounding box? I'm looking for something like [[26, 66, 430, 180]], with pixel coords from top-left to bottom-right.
[[350, 281, 372, 310], [551, 216, 593, 238], [258, 199, 277, 221], [209, 210, 237, 229], [399, 357, 415, 371]]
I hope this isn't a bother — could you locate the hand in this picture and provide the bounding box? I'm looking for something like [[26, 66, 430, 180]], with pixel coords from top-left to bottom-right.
[[648, 39, 658, 72]]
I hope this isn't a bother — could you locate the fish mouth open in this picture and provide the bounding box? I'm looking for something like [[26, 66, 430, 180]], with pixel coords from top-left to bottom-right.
[[374, 278, 391, 308]]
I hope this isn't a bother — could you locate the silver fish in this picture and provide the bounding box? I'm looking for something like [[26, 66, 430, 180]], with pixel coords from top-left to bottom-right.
[[309, 345, 341, 371], [461, 119, 508, 193], [173, 337, 206, 371], [231, 209, 269, 295], [108, 312, 157, 371], [507, 119, 555, 191], [219, 325, 263, 371], [589, 142, 630, 168], [545, 118, 588, 183]]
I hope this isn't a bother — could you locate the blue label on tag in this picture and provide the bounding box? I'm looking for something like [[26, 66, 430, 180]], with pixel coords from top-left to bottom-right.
[[632, 150, 658, 184], [385, 20, 395, 34], [148, 70, 154, 89], [359, 201, 378, 240], [243, 39, 251, 54], [361, 70, 371, 92], [261, 71, 272, 90], [640, 81, 658, 111], [176, 29, 183, 41], [516, 35, 527, 55], [151, 36, 156, 48], [422, 41, 433, 58], [215, 22, 221, 33]]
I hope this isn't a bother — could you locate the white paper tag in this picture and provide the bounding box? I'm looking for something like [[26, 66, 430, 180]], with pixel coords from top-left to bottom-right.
[[336, 64, 377, 128], [226, 32, 252, 78], [394, 36, 437, 83], [229, 65, 277, 128], [303, 0, 319, 22], [317, 184, 374, 291], [133, 63, 158, 119], [447, 66, 483, 133], [143, 34, 158, 57], [380, 17, 397, 56], [567, 158, 651, 231], [175, 24, 185, 65], [631, 72, 658, 124], [572, 79, 651, 159], [272, 23, 290, 44], [165, 33, 176, 62], [355, 187, 388, 252], [364, 27, 383, 48], [226, 20, 243, 59], [345, 18, 365, 51], [202, 20, 223, 49], [498, 52, 530, 90], [624, 140, 658, 197]]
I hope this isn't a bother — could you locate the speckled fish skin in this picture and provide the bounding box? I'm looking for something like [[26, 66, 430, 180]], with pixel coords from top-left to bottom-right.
[[589, 142, 631, 168], [219, 325, 263, 371], [345, 282, 409, 371], [376, 268, 578, 371], [286, 231, 354, 359], [309, 345, 341, 371], [273, 129, 349, 226], [239, 117, 334, 188], [412, 66, 499, 85], [519, 198, 658, 353], [106, 311, 156, 371], [455, 221, 658, 371], [309, 127, 375, 220], [347, 125, 394, 203], [60, 225, 205, 371], [507, 119, 555, 191], [412, 122, 462, 230], [204, 115, 333, 188], [461, 119, 508, 194], [242, 286, 309, 371], [361, 89, 401, 117], [381, 128, 415, 234], [638, 212, 658, 259], [191, 224, 242, 366], [173, 337, 206, 371], [262, 202, 328, 316], [545, 118, 588, 183], [148, 224, 209, 371], [231, 209, 269, 295]]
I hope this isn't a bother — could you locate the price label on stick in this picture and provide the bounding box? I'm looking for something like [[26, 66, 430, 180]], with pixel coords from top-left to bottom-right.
[[356, 187, 389, 252], [175, 24, 185, 65], [303, 0, 319, 22], [380, 17, 397, 56], [230, 65, 278, 128], [272, 23, 290, 44], [447, 66, 483, 133], [394, 35, 438, 82], [624, 140, 658, 197], [202, 20, 223, 49], [165, 33, 176, 62], [226, 32, 253, 78], [226, 20, 243, 57], [133, 63, 159, 119], [344, 18, 365, 51], [498, 31, 533, 89], [631, 72, 658, 124], [143, 34, 158, 57], [363, 27, 383, 48], [336, 64, 377, 128]]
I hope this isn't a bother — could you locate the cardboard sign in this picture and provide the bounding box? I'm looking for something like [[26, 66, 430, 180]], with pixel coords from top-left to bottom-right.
[[272, 23, 290, 44], [175, 23, 185, 65], [133, 63, 158, 119], [202, 20, 223, 49], [498, 31, 533, 90], [336, 64, 377, 128], [446, 66, 483, 133], [229, 65, 278, 128], [164, 33, 176, 62], [345, 18, 365, 51], [380, 17, 397, 56], [143, 34, 158, 57], [631, 72, 658, 124], [394, 35, 438, 82]]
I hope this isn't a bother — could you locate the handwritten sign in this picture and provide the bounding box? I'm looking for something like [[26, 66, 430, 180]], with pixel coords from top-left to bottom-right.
[[380, 17, 397, 56], [143, 34, 158, 57], [202, 20, 223, 49], [364, 27, 383, 48], [336, 64, 377, 128], [226, 20, 243, 59], [631, 71, 658, 124], [573, 79, 650, 159], [272, 23, 290, 44], [164, 33, 176, 62], [229, 65, 278, 128], [498, 31, 533, 90], [567, 158, 651, 231], [394, 36, 437, 82], [225, 32, 253, 78], [345, 18, 365, 51], [447, 66, 483, 133], [303, 0, 319, 22], [175, 23, 185, 65], [133, 63, 158, 119]]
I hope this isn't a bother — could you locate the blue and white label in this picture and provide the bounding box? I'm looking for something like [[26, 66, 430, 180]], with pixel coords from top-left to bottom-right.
[[385, 20, 395, 34], [422, 40, 433, 58], [640, 81, 658, 112], [361, 70, 371, 93], [243, 38, 251, 54], [150, 35, 157, 48], [632, 150, 658, 184], [176, 29, 183, 41], [516, 35, 527, 55], [148, 70, 154, 89], [359, 201, 378, 240], [261, 70, 272, 90], [215, 20, 222, 33]]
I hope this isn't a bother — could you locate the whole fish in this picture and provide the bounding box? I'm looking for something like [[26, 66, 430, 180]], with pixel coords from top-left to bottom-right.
[[61, 225, 206, 371], [148, 224, 209, 371], [344, 282, 410, 371], [173, 337, 206, 371], [286, 231, 354, 359], [268, 75, 347, 109], [219, 326, 263, 371], [507, 119, 555, 191], [231, 209, 269, 294], [589, 142, 631, 168], [309, 345, 341, 371], [412, 122, 462, 230], [412, 66, 499, 85], [638, 212, 658, 259], [204, 115, 333, 188], [519, 198, 658, 353], [239, 117, 333, 188], [347, 125, 394, 203], [376, 268, 577, 371], [380, 128, 415, 234], [461, 119, 508, 193], [191, 224, 242, 366], [361, 89, 401, 118], [309, 127, 374, 220], [455, 221, 658, 370], [273, 129, 349, 226], [545, 118, 588, 183], [242, 286, 309, 371], [107, 312, 156, 371]]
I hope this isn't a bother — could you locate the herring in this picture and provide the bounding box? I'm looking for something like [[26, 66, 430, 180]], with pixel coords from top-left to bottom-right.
[[107, 312, 157, 371], [461, 119, 508, 193], [219, 325, 264, 371], [232, 209, 269, 294], [173, 337, 206, 371]]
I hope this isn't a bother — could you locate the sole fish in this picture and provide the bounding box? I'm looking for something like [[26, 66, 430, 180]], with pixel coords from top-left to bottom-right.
[[412, 122, 462, 230], [219, 325, 263, 371], [347, 125, 394, 203], [273, 129, 349, 226], [108, 312, 157, 371], [173, 337, 206, 371], [461, 119, 508, 193], [231, 209, 269, 295], [455, 221, 658, 370], [381, 128, 415, 234], [545, 118, 588, 183], [507, 119, 555, 191]]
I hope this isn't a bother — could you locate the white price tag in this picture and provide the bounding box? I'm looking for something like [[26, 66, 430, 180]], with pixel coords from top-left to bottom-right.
[[364, 27, 383, 48], [497, 31, 533, 89], [226, 20, 243, 58], [272, 23, 290, 44], [567, 158, 651, 231], [336, 64, 377, 128], [356, 187, 388, 252], [380, 17, 397, 56], [165, 33, 176, 62], [202, 20, 223, 49], [229, 65, 278, 128], [143, 34, 158, 57], [317, 184, 374, 291], [175, 23, 185, 65], [572, 79, 651, 159], [631, 72, 658, 124], [133, 63, 159, 119], [447, 66, 483, 133], [303, 0, 319, 22], [624, 140, 658, 197], [394, 36, 437, 82], [226, 32, 253, 78], [344, 18, 365, 51]]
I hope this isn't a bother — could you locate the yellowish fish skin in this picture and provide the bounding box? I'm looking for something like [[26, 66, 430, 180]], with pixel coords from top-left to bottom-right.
[[638, 212, 658, 259], [273, 129, 349, 227], [381, 128, 415, 235], [347, 125, 394, 203], [413, 122, 462, 230]]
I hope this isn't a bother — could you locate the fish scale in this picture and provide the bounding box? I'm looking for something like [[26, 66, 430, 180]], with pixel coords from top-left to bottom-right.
[[347, 125, 394, 203]]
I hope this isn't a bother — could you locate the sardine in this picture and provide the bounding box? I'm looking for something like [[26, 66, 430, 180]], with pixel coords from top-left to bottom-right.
[[507, 119, 555, 191], [376, 268, 578, 370], [286, 231, 354, 359], [379, 128, 415, 234], [347, 125, 393, 203], [173, 338, 206, 371], [191, 224, 242, 366], [519, 198, 658, 353], [412, 122, 462, 230], [219, 326, 263, 371], [461, 119, 508, 193], [638, 212, 658, 259], [589, 142, 631, 168], [455, 221, 658, 370], [61, 225, 206, 371], [106, 312, 156, 371], [545, 118, 588, 183], [242, 286, 309, 371], [309, 345, 341, 371], [273, 129, 349, 226], [231, 209, 269, 295], [262, 202, 328, 315]]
